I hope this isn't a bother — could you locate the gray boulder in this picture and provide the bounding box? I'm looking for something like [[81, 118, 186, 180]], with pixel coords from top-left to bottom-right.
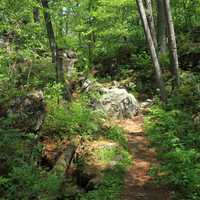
[[96, 88, 139, 119]]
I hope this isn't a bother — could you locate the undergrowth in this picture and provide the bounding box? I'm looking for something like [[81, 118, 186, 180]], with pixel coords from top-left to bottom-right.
[[77, 168, 125, 200], [145, 73, 200, 200], [0, 82, 131, 200]]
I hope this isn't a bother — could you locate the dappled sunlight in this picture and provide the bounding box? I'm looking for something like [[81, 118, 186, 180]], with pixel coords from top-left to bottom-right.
[[119, 116, 171, 200]]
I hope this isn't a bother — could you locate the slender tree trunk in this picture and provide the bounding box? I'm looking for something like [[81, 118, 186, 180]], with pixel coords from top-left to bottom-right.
[[137, 0, 167, 101], [164, 0, 180, 87], [144, 0, 158, 48], [41, 0, 71, 100], [87, 0, 96, 66], [33, 7, 40, 23], [41, 0, 57, 63], [157, 0, 167, 54]]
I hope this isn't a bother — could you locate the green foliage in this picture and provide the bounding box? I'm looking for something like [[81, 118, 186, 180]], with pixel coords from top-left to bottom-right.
[[0, 118, 62, 200], [132, 51, 155, 94], [145, 73, 200, 199], [43, 83, 103, 137], [96, 146, 132, 168], [105, 126, 128, 148], [1, 0, 200, 199], [0, 94, 130, 200], [77, 168, 125, 200], [168, 73, 200, 112], [3, 165, 61, 200]]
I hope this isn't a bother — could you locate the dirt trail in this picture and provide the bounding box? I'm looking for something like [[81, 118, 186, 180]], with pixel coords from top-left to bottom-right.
[[117, 116, 170, 200]]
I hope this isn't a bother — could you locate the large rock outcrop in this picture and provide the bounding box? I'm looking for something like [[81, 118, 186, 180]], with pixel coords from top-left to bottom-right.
[[95, 88, 139, 119]]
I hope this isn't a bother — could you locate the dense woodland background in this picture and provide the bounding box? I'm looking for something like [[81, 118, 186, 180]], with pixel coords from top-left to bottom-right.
[[0, 0, 200, 199]]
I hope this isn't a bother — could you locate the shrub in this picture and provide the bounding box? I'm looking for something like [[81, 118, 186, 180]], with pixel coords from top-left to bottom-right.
[[105, 126, 128, 148], [77, 168, 125, 200], [0, 118, 62, 200], [145, 101, 200, 199], [42, 83, 102, 137]]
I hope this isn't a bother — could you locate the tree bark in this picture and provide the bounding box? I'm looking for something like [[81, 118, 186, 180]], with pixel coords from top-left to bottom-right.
[[33, 7, 40, 23], [87, 0, 96, 66], [56, 48, 72, 101], [41, 0, 57, 63], [157, 0, 167, 54], [55, 48, 65, 84], [137, 0, 167, 101], [164, 0, 180, 87], [144, 0, 158, 48], [41, 0, 71, 100]]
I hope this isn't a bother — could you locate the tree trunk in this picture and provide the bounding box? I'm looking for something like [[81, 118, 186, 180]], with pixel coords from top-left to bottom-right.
[[164, 0, 180, 87], [87, 0, 96, 66], [41, 0, 71, 100], [137, 0, 167, 101], [55, 48, 64, 84], [33, 7, 40, 23], [157, 0, 167, 54], [41, 0, 57, 63], [56, 48, 72, 101], [144, 0, 158, 48]]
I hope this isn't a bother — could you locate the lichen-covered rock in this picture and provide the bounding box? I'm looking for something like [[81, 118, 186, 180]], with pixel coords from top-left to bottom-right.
[[95, 88, 139, 119], [8, 90, 46, 132]]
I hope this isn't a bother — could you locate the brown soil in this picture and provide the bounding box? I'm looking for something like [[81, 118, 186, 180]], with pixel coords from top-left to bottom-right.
[[117, 116, 171, 200]]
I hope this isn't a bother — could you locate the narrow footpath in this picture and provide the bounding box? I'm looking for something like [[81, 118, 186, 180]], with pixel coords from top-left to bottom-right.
[[118, 116, 171, 200]]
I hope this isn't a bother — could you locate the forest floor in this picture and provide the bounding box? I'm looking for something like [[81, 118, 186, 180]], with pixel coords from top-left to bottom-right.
[[117, 115, 171, 200]]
